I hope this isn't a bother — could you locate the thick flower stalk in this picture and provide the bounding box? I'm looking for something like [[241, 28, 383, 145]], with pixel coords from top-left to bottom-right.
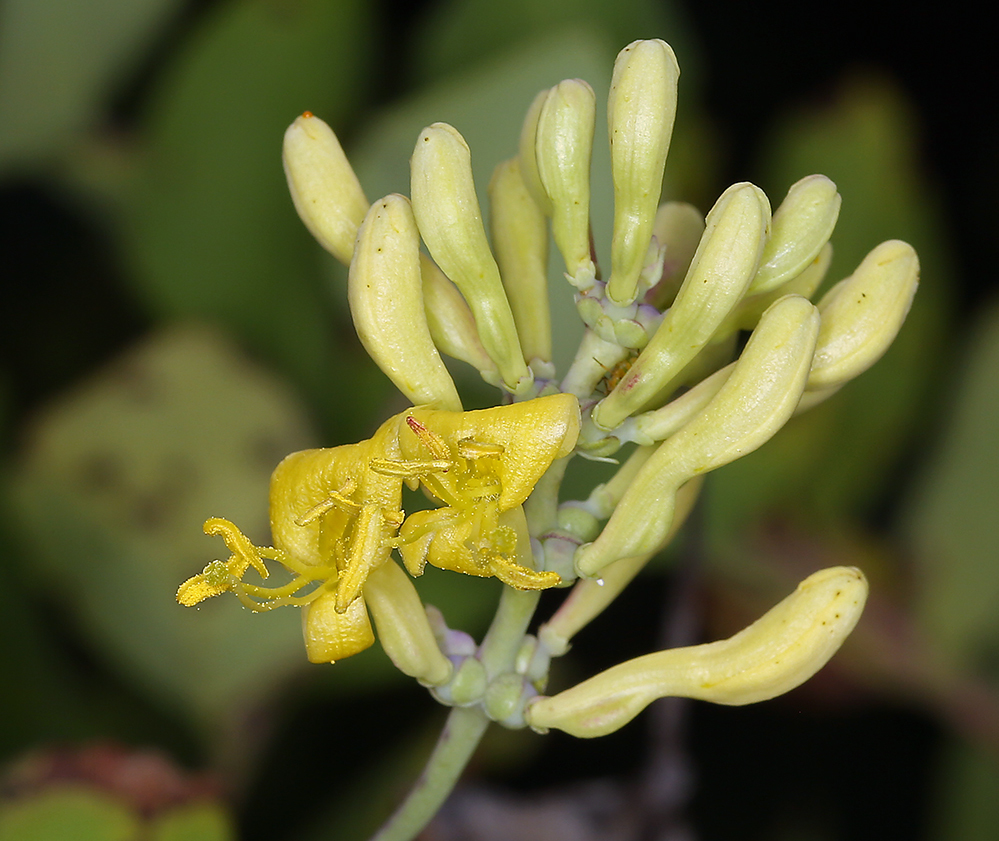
[[177, 38, 919, 841]]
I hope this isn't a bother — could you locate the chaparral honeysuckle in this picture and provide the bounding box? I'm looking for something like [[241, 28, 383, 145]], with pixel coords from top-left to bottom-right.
[[177, 39, 918, 841]]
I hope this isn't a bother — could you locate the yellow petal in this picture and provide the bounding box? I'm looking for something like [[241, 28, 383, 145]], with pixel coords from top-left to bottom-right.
[[302, 590, 375, 664]]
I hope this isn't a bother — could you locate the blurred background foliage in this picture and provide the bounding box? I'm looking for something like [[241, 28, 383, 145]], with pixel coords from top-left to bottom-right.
[[0, 0, 994, 839]]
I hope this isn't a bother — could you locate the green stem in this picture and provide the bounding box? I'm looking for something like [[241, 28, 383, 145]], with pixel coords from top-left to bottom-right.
[[368, 705, 490, 841]]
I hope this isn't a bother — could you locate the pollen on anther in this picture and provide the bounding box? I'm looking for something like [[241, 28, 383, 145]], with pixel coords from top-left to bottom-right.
[[302, 111, 314, 119]]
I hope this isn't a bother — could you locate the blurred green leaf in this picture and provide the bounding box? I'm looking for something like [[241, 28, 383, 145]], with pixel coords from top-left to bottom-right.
[[929, 740, 999, 841], [412, 0, 699, 91], [904, 302, 999, 668], [0, 787, 138, 841], [150, 801, 235, 841], [0, 0, 182, 169], [705, 76, 954, 541], [8, 326, 315, 735], [119, 0, 384, 435]]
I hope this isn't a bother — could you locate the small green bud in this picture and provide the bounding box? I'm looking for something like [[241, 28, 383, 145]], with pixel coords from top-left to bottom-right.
[[593, 182, 771, 431], [489, 157, 552, 362], [536, 79, 597, 289], [808, 239, 919, 390], [485, 673, 532, 727], [282, 112, 369, 265], [606, 39, 680, 305], [749, 175, 841, 295], [446, 657, 489, 706], [364, 559, 453, 687], [527, 566, 867, 737], [578, 294, 818, 576], [411, 123, 532, 394], [348, 194, 462, 411]]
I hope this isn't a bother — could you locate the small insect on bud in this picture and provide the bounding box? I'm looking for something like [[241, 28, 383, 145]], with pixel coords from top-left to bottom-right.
[[282, 112, 369, 265]]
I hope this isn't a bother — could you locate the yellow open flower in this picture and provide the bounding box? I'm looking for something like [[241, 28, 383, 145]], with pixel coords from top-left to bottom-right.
[[177, 394, 579, 662]]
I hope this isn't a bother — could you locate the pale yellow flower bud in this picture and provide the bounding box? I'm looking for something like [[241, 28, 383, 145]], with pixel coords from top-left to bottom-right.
[[348, 194, 462, 411], [420, 254, 499, 380], [606, 39, 680, 306], [302, 591, 375, 664], [411, 123, 532, 394], [527, 566, 867, 737], [535, 79, 597, 288], [518, 89, 554, 216], [364, 559, 452, 686], [749, 175, 841, 295], [578, 294, 818, 577], [282, 112, 369, 265], [592, 182, 771, 431], [489, 158, 552, 363], [808, 239, 919, 390]]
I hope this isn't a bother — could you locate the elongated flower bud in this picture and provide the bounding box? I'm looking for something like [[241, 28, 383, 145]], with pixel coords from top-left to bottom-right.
[[593, 182, 771, 431], [489, 158, 552, 363], [749, 175, 841, 295], [411, 123, 532, 394], [527, 566, 867, 736], [420, 254, 499, 379], [606, 40, 680, 305], [578, 294, 819, 577], [364, 559, 452, 686], [536, 79, 596, 288], [518, 89, 554, 216], [808, 239, 919, 390], [348, 194, 461, 411], [283, 112, 369, 265]]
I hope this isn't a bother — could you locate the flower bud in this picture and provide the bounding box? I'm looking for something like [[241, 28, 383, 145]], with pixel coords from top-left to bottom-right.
[[606, 40, 680, 306], [349, 194, 462, 411], [749, 175, 841, 295], [489, 158, 552, 363], [578, 294, 818, 576], [518, 90, 554, 216], [647, 201, 705, 310], [808, 239, 919, 390], [420, 254, 499, 380], [535, 79, 596, 288], [527, 566, 867, 736], [302, 590, 375, 664], [411, 123, 532, 394], [364, 559, 452, 686], [593, 182, 771, 431], [282, 112, 368, 265]]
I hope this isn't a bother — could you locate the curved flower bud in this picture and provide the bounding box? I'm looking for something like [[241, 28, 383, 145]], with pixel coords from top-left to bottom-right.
[[578, 295, 819, 577], [282, 112, 369, 265], [349, 194, 462, 411], [527, 566, 867, 736], [749, 175, 841, 295], [411, 123, 532, 394], [593, 182, 771, 431], [489, 158, 552, 363], [364, 559, 452, 686], [420, 254, 499, 380], [518, 89, 554, 216], [808, 239, 919, 390], [535, 79, 596, 289], [606, 39, 680, 306]]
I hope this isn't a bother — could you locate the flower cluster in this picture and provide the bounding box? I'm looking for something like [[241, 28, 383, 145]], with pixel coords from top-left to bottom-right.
[[178, 39, 917, 744]]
